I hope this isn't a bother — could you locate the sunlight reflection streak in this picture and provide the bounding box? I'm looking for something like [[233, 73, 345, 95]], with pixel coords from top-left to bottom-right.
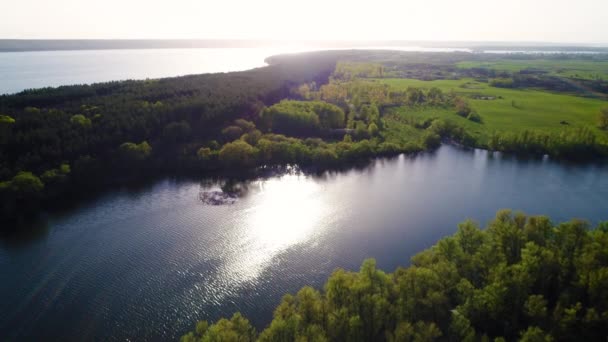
[[228, 174, 326, 282]]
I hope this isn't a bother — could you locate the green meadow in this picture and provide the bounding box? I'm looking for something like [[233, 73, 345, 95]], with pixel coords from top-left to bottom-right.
[[380, 78, 608, 143], [456, 59, 608, 80]]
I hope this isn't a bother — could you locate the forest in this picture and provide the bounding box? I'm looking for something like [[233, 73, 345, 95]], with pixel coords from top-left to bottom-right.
[[181, 210, 608, 342], [0, 52, 339, 222], [2, 50, 608, 224]]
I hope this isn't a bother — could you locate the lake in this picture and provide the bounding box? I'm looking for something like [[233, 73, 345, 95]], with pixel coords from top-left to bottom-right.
[[0, 48, 286, 95], [0, 46, 478, 95], [1, 145, 608, 341]]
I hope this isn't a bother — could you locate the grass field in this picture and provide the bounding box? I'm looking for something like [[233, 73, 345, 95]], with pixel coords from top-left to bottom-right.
[[456, 60, 608, 80], [380, 114, 426, 146], [380, 78, 608, 143]]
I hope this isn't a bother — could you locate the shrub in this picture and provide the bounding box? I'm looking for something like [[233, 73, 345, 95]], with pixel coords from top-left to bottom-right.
[[467, 111, 482, 123], [489, 78, 515, 88], [454, 97, 472, 117], [599, 107, 608, 129]]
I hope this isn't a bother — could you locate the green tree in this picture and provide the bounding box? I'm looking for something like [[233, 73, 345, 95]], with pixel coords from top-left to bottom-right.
[[219, 140, 258, 166], [490, 78, 515, 88], [70, 114, 92, 128], [519, 326, 552, 342], [467, 112, 482, 123], [406, 87, 425, 105], [197, 147, 214, 162], [449, 310, 476, 342], [10, 171, 44, 198], [355, 121, 368, 139], [454, 97, 472, 117], [426, 88, 444, 105], [525, 295, 548, 321], [413, 321, 442, 342], [422, 132, 441, 149], [359, 104, 380, 123], [261, 100, 344, 135], [181, 313, 256, 342], [163, 121, 192, 143], [313, 102, 345, 129], [0, 114, 15, 144], [598, 107, 608, 129], [261, 101, 320, 134], [241, 130, 262, 146], [119, 141, 152, 161], [41, 163, 71, 184], [0, 114, 15, 124], [368, 123, 379, 137], [222, 126, 244, 141], [234, 119, 256, 133]]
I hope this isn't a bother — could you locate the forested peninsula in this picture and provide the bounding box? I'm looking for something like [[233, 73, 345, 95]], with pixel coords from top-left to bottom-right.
[[2, 50, 608, 223], [181, 210, 608, 342]]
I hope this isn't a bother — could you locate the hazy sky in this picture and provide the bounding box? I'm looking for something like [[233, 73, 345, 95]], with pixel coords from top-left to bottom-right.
[[1, 0, 606, 43]]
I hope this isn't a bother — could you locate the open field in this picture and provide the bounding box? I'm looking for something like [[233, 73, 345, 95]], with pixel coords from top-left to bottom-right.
[[456, 59, 608, 80], [380, 115, 426, 146], [380, 78, 608, 143]]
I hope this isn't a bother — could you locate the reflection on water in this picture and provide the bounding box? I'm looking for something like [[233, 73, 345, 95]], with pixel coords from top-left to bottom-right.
[[189, 174, 331, 306], [2, 145, 608, 341], [0, 219, 50, 249], [237, 175, 327, 281]]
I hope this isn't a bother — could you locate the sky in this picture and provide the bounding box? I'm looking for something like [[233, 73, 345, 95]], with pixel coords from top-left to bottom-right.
[[1, 0, 607, 44]]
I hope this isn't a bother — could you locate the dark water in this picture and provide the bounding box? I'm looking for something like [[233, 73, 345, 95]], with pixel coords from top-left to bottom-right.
[[1, 145, 608, 341]]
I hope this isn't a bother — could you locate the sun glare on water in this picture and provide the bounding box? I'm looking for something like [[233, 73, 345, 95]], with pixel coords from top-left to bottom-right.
[[249, 175, 324, 247], [229, 174, 329, 281]]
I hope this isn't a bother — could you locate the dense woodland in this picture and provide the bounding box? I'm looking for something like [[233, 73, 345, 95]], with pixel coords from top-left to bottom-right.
[[0, 51, 442, 222], [2, 50, 608, 223], [0, 53, 339, 222], [182, 210, 608, 342]]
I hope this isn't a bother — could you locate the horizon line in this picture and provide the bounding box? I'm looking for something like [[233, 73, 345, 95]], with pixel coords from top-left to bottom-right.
[[0, 38, 607, 46]]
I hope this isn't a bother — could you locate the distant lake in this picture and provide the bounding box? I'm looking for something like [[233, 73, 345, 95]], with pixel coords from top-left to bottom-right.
[[1, 145, 608, 341], [0, 48, 289, 95], [1, 46, 472, 94]]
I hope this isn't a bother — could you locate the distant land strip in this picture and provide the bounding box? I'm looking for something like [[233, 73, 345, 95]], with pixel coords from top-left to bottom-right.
[[1, 39, 607, 53]]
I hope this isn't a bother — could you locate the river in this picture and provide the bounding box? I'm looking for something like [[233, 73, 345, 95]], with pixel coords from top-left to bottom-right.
[[1, 145, 607, 340]]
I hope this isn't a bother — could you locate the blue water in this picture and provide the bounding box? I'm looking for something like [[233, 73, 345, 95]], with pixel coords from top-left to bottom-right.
[[1, 145, 607, 341], [0, 48, 291, 95]]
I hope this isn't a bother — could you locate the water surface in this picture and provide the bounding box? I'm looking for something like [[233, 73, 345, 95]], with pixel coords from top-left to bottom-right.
[[1, 145, 608, 340], [0, 48, 286, 95]]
